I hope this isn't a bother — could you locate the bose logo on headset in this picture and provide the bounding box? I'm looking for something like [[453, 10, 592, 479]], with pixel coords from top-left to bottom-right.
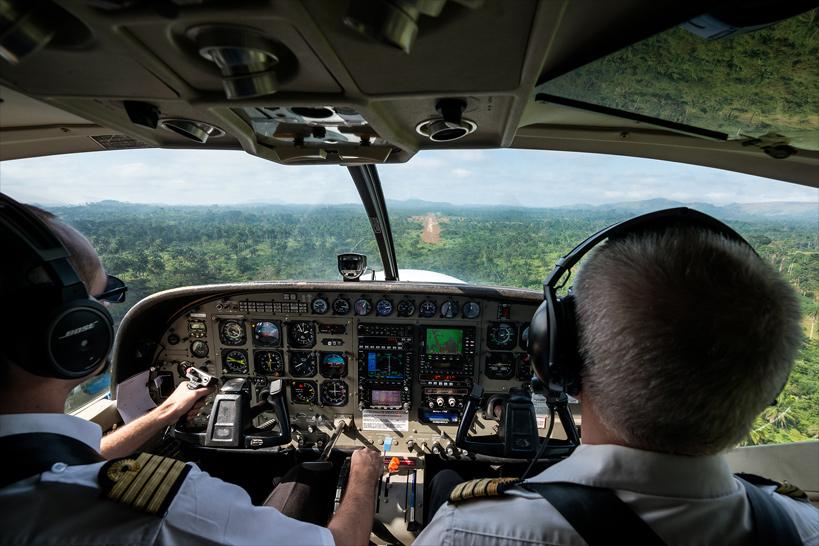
[[58, 321, 100, 340], [0, 193, 114, 379], [527, 207, 759, 396]]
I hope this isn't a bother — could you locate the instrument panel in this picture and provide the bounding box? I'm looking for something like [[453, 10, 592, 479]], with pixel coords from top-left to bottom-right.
[[148, 285, 544, 455]]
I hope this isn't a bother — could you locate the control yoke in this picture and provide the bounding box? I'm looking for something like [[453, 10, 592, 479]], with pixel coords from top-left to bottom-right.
[[171, 377, 292, 449], [455, 385, 579, 459]]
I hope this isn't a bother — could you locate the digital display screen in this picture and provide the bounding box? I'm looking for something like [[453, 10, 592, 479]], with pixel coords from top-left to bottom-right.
[[366, 351, 404, 379], [425, 328, 463, 356], [372, 389, 402, 407]]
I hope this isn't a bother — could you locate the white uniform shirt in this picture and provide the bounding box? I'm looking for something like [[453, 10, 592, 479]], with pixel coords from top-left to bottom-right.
[[416, 444, 819, 546], [0, 413, 334, 546]]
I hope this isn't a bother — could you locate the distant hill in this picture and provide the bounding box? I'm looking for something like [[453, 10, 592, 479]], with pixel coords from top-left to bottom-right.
[[50, 197, 817, 223]]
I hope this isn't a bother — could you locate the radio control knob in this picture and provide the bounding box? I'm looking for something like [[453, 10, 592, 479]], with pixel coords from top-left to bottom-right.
[[428, 401, 435, 409], [406, 439, 415, 451], [436, 397, 445, 407], [448, 397, 456, 407], [431, 442, 442, 455]]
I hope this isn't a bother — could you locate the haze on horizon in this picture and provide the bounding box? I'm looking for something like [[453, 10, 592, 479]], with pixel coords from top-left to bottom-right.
[[2, 148, 816, 208]]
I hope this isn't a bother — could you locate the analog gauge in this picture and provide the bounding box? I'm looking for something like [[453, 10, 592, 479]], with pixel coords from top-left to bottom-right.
[[354, 297, 372, 316], [190, 340, 209, 358], [222, 349, 249, 374], [332, 297, 351, 315], [419, 300, 437, 318], [320, 352, 347, 378], [463, 301, 481, 319], [487, 322, 518, 350], [188, 320, 207, 338], [397, 299, 416, 317], [254, 350, 284, 376], [485, 352, 515, 379], [375, 298, 393, 317], [252, 320, 281, 346], [220, 319, 246, 345], [320, 380, 348, 406], [311, 296, 329, 315], [291, 381, 318, 405], [440, 299, 459, 318], [287, 321, 316, 348], [289, 351, 317, 377]]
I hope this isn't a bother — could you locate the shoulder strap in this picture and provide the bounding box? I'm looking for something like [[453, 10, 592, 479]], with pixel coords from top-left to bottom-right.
[[524, 482, 666, 546], [0, 432, 104, 489], [736, 477, 802, 546]]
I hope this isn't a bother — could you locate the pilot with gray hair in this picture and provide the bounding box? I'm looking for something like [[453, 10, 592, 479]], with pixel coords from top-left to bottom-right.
[[416, 210, 819, 545]]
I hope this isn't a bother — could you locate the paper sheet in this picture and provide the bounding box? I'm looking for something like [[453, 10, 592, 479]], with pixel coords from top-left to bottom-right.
[[115, 370, 156, 424]]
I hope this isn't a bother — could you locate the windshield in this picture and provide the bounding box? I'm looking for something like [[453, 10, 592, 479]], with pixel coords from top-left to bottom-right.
[[537, 8, 819, 150]]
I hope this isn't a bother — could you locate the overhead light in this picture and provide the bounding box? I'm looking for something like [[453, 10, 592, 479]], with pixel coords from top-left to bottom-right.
[[190, 26, 281, 100], [415, 98, 477, 142], [158, 118, 225, 144]]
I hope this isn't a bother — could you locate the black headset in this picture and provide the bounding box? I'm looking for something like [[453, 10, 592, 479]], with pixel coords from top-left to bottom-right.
[[528, 207, 757, 396], [0, 193, 114, 379]]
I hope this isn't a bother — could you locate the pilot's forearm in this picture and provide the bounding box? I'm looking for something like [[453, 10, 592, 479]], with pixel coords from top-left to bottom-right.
[[327, 470, 378, 546], [100, 403, 176, 459]]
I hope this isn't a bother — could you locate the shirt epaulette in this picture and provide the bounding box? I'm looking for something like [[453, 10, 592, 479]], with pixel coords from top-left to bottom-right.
[[449, 478, 520, 503], [98, 452, 191, 516], [735, 472, 809, 502]]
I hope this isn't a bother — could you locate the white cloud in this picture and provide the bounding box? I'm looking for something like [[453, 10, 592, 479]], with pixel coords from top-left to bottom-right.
[[451, 168, 472, 178]]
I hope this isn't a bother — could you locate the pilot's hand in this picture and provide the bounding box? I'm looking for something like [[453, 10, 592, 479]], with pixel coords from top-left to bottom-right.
[[349, 447, 383, 486], [157, 381, 214, 426]]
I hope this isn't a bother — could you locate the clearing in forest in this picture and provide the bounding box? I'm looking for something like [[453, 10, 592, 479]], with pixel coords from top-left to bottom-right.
[[422, 213, 441, 244]]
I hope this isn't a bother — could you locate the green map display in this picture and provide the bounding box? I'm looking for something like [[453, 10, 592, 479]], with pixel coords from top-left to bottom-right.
[[426, 328, 463, 355]]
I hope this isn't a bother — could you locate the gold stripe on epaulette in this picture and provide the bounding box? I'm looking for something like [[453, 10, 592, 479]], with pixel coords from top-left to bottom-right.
[[776, 481, 808, 500], [146, 460, 187, 515], [449, 477, 520, 503], [101, 453, 191, 516]]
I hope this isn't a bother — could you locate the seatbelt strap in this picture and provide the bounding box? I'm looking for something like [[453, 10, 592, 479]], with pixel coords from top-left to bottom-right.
[[526, 479, 802, 546], [737, 477, 802, 546], [0, 432, 104, 489], [524, 482, 666, 546]]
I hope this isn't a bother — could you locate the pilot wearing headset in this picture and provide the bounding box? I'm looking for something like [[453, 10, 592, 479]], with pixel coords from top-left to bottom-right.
[[0, 194, 383, 546], [416, 210, 818, 546]]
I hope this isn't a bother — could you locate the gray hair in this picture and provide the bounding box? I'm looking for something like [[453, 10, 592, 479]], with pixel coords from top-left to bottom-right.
[[574, 226, 802, 455]]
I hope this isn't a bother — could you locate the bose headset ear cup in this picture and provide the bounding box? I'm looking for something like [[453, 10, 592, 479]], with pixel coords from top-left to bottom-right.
[[43, 298, 113, 379], [557, 293, 581, 396]]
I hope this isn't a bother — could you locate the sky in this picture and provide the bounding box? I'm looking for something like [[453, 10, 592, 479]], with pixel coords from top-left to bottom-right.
[[1, 147, 816, 207]]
